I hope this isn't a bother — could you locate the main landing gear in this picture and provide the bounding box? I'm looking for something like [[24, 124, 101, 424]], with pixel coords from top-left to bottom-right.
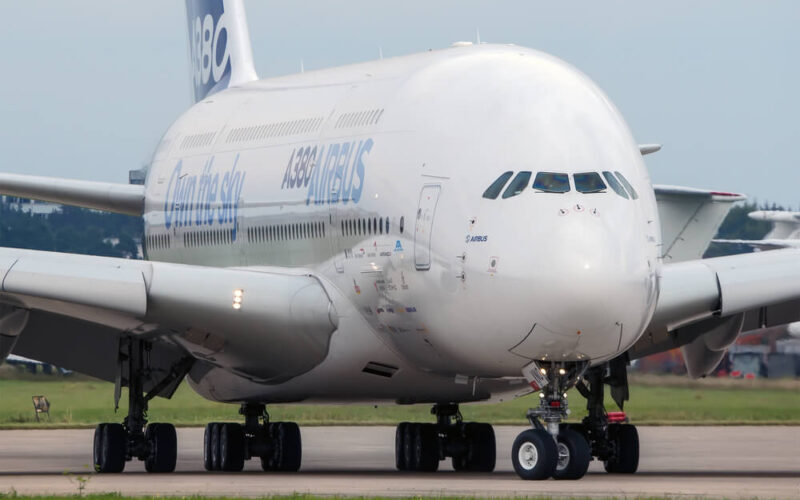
[[94, 339, 180, 473], [510, 358, 639, 480], [395, 403, 495, 472], [204, 403, 302, 472]]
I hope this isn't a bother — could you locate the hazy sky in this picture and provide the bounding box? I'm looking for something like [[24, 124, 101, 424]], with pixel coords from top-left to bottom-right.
[[1, 1, 797, 207]]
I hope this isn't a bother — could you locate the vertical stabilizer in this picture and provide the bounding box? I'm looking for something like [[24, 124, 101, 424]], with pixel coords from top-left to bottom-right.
[[185, 0, 258, 102]]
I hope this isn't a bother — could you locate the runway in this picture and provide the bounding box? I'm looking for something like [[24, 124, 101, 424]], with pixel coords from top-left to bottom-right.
[[0, 426, 798, 498]]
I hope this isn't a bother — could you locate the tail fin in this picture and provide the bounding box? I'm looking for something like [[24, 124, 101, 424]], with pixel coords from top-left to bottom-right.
[[185, 0, 258, 102]]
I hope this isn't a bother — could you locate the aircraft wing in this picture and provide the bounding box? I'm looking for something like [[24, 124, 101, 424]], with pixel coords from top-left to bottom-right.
[[712, 238, 800, 250], [0, 173, 144, 216], [629, 248, 800, 377], [0, 247, 339, 393]]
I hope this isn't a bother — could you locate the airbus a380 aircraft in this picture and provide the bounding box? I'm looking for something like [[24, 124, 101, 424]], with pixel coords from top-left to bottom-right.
[[1, 0, 799, 481]]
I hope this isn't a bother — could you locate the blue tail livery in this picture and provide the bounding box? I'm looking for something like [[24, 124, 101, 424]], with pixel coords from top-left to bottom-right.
[[185, 0, 258, 102]]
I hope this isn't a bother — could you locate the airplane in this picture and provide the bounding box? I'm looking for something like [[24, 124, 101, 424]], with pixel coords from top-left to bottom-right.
[[714, 210, 800, 250], [0, 0, 799, 481]]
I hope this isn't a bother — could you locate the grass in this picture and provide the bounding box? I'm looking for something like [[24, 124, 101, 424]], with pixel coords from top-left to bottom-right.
[[1, 371, 799, 428]]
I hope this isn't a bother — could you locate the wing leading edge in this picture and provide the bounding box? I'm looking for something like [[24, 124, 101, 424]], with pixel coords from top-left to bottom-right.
[[0, 248, 339, 385], [631, 248, 800, 377]]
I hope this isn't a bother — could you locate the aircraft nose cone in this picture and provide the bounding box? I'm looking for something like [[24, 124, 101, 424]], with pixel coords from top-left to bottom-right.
[[527, 220, 653, 359]]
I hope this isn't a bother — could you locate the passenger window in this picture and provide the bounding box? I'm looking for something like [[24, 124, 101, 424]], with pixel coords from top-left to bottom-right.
[[602, 171, 629, 199], [574, 172, 606, 193], [482, 171, 514, 199], [614, 171, 639, 200], [502, 171, 532, 199], [532, 172, 570, 193]]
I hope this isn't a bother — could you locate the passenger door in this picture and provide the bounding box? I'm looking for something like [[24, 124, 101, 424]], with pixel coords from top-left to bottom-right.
[[414, 184, 441, 271]]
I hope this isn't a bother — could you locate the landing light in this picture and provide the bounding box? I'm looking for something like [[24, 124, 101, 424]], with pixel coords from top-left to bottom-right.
[[233, 289, 244, 309]]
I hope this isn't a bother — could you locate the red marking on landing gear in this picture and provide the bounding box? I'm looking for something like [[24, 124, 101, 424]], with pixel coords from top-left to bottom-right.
[[607, 411, 627, 423]]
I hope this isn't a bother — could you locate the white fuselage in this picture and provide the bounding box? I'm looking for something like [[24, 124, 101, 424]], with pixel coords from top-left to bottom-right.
[[142, 44, 661, 404]]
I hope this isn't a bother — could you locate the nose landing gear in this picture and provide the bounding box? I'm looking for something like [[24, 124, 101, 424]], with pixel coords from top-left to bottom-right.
[[511, 357, 639, 480], [512, 361, 591, 480]]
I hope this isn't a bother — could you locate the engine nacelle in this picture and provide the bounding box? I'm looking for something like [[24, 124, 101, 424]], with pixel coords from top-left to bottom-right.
[[679, 313, 744, 378], [146, 265, 338, 383]]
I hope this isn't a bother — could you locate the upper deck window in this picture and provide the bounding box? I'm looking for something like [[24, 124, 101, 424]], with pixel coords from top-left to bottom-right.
[[502, 171, 532, 199], [602, 171, 629, 199], [482, 171, 514, 199], [614, 171, 639, 200], [532, 172, 570, 193], [574, 172, 606, 193]]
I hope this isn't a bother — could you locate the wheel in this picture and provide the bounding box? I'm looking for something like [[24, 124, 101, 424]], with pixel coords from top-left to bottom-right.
[[210, 422, 222, 471], [395, 422, 410, 471], [219, 423, 245, 472], [261, 422, 302, 472], [94, 423, 126, 473], [411, 423, 439, 472], [511, 429, 557, 480], [452, 423, 495, 472], [93, 423, 106, 471], [552, 428, 591, 480], [144, 423, 177, 473], [203, 423, 217, 471], [604, 424, 639, 474]]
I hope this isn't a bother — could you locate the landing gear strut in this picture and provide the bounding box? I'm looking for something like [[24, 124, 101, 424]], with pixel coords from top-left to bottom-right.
[[510, 358, 639, 480], [395, 403, 495, 472], [575, 361, 639, 474], [93, 338, 180, 473], [204, 403, 302, 472]]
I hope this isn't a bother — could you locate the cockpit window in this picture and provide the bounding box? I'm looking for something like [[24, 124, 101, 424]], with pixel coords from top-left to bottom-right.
[[614, 171, 639, 199], [602, 171, 629, 199], [532, 172, 570, 193], [574, 172, 606, 193], [482, 171, 514, 199], [502, 171, 532, 199]]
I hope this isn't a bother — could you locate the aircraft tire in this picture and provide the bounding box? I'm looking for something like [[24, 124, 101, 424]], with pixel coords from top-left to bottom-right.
[[209, 422, 222, 471], [552, 428, 591, 480], [395, 422, 410, 470], [218, 423, 245, 472], [203, 423, 219, 471], [511, 429, 557, 480], [261, 422, 302, 472], [410, 423, 439, 472], [604, 424, 639, 474], [144, 423, 177, 473], [452, 423, 495, 472], [94, 423, 126, 473]]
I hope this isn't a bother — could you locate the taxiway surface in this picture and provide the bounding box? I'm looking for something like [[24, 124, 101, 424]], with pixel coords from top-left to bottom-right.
[[0, 426, 798, 498]]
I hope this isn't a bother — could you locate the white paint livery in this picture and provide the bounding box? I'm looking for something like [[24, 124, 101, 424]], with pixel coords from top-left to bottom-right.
[[1, 0, 799, 480]]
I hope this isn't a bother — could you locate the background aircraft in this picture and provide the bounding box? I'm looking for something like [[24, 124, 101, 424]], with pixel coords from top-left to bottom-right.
[[0, 0, 799, 482]]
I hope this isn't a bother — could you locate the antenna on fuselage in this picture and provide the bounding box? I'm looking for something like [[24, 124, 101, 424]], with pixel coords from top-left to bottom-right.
[[300, 59, 305, 73], [379, 47, 383, 60], [476, 28, 481, 44]]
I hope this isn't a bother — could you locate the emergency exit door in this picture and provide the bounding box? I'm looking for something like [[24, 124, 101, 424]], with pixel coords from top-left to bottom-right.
[[414, 184, 441, 271]]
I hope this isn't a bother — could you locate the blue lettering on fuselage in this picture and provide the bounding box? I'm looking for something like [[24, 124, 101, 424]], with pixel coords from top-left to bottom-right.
[[164, 155, 246, 240], [280, 138, 373, 206]]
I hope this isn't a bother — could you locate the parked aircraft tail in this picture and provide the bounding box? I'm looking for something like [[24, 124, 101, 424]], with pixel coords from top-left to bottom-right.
[[185, 0, 258, 102]]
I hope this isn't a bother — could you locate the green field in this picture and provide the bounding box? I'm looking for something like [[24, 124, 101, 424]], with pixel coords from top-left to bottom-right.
[[0, 373, 798, 428]]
